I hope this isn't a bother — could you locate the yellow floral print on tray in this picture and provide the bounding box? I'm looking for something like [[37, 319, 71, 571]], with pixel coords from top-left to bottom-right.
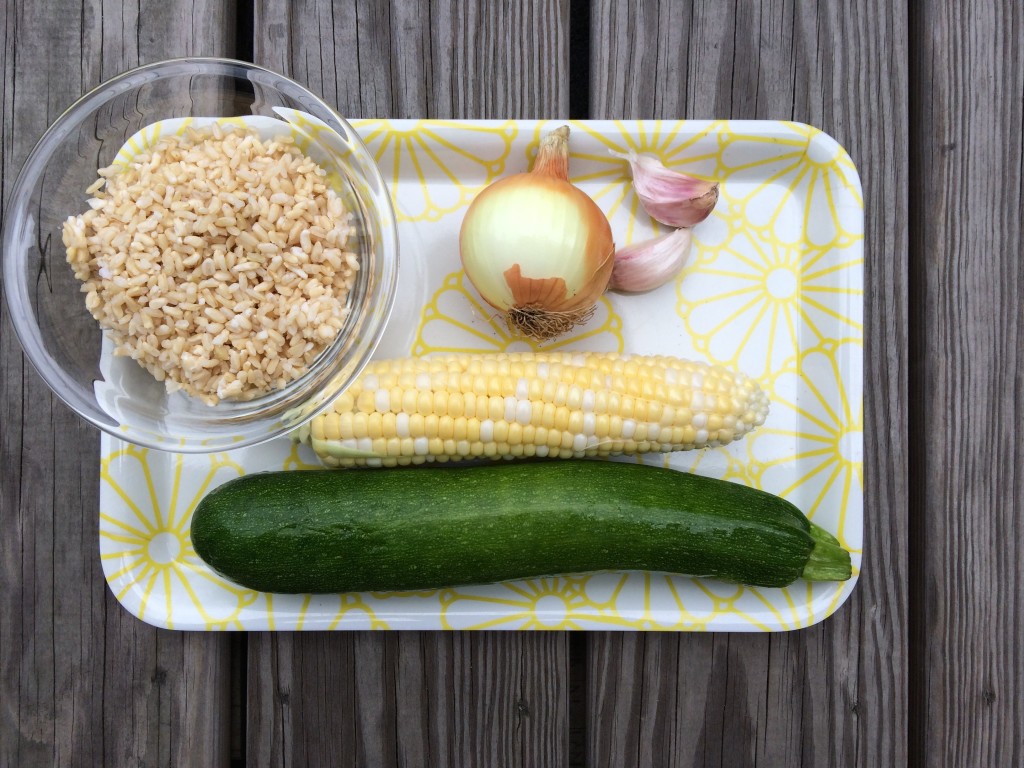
[[99, 119, 863, 632]]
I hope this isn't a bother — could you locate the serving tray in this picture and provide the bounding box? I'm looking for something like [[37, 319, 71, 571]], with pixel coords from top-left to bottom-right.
[[99, 119, 864, 631]]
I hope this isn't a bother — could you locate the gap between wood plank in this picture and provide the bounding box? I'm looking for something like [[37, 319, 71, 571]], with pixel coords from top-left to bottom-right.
[[568, 632, 588, 766], [235, 0, 254, 63], [228, 4, 254, 764], [230, 633, 248, 767], [905, 0, 926, 758], [568, 0, 590, 118], [567, 2, 591, 764]]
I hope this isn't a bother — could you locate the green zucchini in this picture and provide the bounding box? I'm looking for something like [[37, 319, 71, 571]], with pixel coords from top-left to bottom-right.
[[189, 460, 852, 593]]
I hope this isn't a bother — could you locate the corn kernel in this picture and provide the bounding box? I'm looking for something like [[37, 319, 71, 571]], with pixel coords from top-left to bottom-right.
[[368, 412, 383, 439], [488, 396, 504, 421], [401, 390, 418, 414], [356, 390, 376, 414], [449, 392, 465, 418], [541, 403, 556, 429], [417, 392, 433, 415], [567, 411, 584, 435], [554, 406, 570, 432], [333, 391, 355, 414]]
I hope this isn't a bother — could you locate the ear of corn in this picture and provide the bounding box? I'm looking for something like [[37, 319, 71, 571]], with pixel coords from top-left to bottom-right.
[[294, 352, 769, 468]]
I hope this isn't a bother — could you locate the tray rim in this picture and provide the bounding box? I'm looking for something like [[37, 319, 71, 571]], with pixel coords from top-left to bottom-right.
[[97, 117, 865, 632]]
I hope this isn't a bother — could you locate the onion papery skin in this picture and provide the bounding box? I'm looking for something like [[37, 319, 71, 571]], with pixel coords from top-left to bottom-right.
[[459, 173, 615, 317]]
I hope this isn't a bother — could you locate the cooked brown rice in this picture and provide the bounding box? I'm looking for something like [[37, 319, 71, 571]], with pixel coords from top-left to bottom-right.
[[62, 123, 359, 404]]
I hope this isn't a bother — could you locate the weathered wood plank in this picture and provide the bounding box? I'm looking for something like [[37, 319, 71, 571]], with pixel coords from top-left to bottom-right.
[[249, 1, 571, 765], [587, 0, 908, 765], [255, 0, 569, 120], [0, 2, 235, 766], [247, 631, 569, 766], [909, 2, 1024, 765]]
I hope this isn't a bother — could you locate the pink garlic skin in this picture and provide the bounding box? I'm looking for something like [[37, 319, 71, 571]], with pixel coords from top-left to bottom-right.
[[612, 149, 719, 227], [608, 228, 693, 293]]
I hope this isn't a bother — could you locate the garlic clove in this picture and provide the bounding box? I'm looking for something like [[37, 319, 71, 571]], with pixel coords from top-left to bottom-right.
[[611, 149, 719, 227], [608, 228, 693, 293]]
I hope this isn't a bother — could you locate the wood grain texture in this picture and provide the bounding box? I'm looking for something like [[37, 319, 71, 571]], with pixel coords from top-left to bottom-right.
[[909, 1, 1024, 765], [587, 0, 909, 765], [249, 1, 571, 765], [0, 2, 234, 766], [254, 0, 569, 119], [248, 632, 568, 767]]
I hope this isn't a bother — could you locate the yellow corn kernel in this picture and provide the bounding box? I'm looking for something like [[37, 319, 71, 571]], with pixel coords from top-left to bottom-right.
[[432, 391, 447, 416], [449, 392, 465, 418], [415, 392, 431, 416], [356, 390, 376, 414], [439, 416, 454, 440], [554, 406, 570, 432], [488, 396, 504, 421], [401, 389, 418, 414], [540, 403, 556, 429], [567, 411, 584, 436]]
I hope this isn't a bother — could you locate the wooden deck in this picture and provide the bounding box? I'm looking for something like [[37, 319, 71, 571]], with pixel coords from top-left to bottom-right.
[[2, 0, 1020, 765]]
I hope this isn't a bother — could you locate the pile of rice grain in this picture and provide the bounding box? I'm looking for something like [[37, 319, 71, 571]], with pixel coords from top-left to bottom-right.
[[62, 123, 359, 404]]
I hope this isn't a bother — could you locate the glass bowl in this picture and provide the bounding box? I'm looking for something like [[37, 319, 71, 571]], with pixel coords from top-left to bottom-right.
[[2, 58, 398, 453]]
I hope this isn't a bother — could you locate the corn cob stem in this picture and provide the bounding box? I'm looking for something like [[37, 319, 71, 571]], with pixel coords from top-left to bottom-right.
[[295, 352, 769, 468]]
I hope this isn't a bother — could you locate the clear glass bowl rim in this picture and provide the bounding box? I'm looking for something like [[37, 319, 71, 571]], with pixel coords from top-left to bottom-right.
[[1, 56, 399, 452]]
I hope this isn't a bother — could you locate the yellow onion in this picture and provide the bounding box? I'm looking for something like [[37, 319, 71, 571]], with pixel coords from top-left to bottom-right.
[[459, 126, 614, 341]]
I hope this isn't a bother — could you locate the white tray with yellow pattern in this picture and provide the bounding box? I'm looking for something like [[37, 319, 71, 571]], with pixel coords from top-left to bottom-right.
[[99, 119, 863, 631]]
